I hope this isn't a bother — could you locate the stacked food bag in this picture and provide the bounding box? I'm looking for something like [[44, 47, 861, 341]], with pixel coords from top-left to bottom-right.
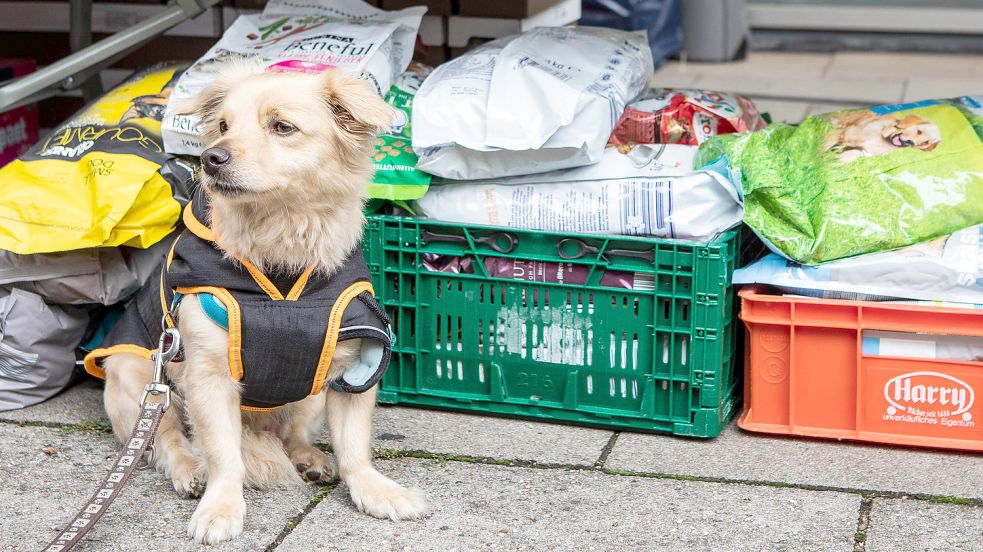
[[406, 27, 751, 245], [698, 96, 983, 314], [0, 63, 194, 410]]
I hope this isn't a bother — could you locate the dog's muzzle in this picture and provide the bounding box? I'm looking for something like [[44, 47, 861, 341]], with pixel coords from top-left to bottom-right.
[[201, 147, 232, 176]]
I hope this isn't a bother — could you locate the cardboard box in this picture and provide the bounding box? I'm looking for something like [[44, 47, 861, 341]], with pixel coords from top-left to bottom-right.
[[447, 0, 580, 47], [418, 14, 446, 46], [457, 0, 566, 19], [0, 59, 40, 166], [380, 0, 450, 16]]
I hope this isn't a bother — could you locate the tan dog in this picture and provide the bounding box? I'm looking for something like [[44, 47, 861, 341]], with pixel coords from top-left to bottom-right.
[[824, 110, 941, 163], [99, 68, 427, 544]]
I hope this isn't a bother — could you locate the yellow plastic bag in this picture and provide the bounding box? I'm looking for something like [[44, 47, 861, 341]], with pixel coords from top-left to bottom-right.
[[0, 62, 194, 255]]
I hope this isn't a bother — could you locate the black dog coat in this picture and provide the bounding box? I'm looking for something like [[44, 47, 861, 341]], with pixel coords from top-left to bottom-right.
[[84, 194, 392, 410]]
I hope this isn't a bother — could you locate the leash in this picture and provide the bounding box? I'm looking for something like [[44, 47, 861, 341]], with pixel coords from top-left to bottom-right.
[[43, 328, 180, 552]]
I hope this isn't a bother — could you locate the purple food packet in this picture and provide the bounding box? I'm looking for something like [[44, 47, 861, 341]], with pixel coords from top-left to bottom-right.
[[422, 254, 651, 290]]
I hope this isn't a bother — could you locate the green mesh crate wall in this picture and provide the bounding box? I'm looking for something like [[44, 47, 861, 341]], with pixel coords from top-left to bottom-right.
[[364, 214, 741, 437]]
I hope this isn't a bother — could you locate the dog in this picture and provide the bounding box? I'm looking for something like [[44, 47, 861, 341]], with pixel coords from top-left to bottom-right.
[[824, 110, 941, 163], [87, 67, 427, 544], [119, 67, 183, 123]]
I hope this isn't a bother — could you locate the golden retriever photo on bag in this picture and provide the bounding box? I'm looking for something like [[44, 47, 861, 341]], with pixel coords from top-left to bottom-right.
[[83, 66, 428, 544], [823, 109, 941, 163]]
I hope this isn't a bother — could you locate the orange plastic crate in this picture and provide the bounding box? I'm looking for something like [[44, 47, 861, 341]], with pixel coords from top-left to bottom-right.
[[738, 286, 982, 452]]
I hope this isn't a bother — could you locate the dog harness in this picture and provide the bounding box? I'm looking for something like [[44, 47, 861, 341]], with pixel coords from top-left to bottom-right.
[[83, 194, 393, 411]]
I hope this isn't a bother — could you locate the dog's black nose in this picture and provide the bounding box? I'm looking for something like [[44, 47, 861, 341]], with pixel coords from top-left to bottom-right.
[[201, 147, 231, 176]]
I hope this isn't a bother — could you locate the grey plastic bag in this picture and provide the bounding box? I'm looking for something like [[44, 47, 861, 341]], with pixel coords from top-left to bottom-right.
[[0, 234, 174, 305], [0, 287, 89, 411]]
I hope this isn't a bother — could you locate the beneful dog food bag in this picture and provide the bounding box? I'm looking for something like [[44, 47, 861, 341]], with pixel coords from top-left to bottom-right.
[[0, 62, 193, 255], [610, 88, 767, 146], [369, 62, 432, 200], [735, 224, 983, 305], [698, 96, 983, 264], [413, 26, 654, 180], [162, 0, 424, 156], [415, 144, 742, 241]]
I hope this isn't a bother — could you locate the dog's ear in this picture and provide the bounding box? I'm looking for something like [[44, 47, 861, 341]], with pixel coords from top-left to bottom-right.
[[898, 114, 924, 128], [320, 71, 395, 138], [174, 62, 260, 136]]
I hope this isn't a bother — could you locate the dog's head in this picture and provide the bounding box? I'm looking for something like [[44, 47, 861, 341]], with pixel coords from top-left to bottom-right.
[[190, 66, 393, 205], [882, 114, 941, 153]]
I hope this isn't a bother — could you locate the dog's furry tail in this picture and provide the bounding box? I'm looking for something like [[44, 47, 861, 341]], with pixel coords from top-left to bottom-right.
[[240, 427, 305, 489]]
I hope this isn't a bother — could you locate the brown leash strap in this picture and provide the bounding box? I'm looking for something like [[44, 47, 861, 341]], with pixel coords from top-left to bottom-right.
[[43, 399, 167, 551], [43, 329, 179, 552]]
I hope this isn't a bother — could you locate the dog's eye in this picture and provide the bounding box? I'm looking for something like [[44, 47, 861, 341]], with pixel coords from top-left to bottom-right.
[[273, 121, 296, 135], [219, 120, 229, 134]]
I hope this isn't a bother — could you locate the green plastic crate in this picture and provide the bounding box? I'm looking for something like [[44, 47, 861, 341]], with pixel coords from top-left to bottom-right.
[[364, 214, 741, 437]]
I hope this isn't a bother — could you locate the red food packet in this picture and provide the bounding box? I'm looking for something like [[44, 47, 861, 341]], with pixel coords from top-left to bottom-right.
[[610, 88, 766, 146]]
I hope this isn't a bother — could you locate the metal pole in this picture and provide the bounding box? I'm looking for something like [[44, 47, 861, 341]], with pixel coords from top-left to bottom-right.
[[69, 0, 104, 102], [0, 0, 219, 112]]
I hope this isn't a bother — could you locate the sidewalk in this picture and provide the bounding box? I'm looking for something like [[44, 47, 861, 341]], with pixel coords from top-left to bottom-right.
[[651, 51, 983, 123], [1, 377, 980, 551], [2, 51, 983, 551]]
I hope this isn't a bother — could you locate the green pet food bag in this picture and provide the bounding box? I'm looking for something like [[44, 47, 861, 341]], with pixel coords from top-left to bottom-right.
[[697, 96, 983, 264], [369, 62, 432, 200]]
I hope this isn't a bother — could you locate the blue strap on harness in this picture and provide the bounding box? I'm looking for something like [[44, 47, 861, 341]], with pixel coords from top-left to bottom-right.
[[171, 292, 229, 331]]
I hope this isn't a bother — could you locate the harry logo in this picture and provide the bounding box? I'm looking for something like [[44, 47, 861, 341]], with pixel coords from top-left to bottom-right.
[[884, 371, 974, 419]]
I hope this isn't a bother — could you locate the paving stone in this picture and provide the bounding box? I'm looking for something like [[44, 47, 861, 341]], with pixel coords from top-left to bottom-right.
[[805, 102, 863, 117], [649, 65, 701, 88], [668, 52, 834, 79], [827, 52, 983, 81], [903, 76, 983, 102], [867, 499, 983, 552], [688, 74, 905, 104], [279, 458, 861, 552], [752, 99, 811, 123], [368, 406, 613, 466], [606, 422, 983, 499], [0, 378, 105, 426], [0, 425, 314, 551]]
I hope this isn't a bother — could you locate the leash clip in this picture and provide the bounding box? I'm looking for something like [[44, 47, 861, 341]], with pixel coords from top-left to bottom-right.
[[140, 328, 180, 412]]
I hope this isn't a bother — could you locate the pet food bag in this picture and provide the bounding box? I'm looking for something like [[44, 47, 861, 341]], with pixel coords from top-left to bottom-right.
[[162, 0, 424, 156], [423, 254, 654, 290], [0, 234, 174, 305], [610, 88, 767, 146], [0, 287, 89, 411], [697, 96, 983, 264], [369, 62, 432, 200], [413, 26, 654, 180], [735, 224, 983, 304], [415, 144, 742, 240], [0, 62, 194, 255]]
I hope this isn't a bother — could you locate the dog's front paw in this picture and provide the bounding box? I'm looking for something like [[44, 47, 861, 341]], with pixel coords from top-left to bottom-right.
[[187, 492, 245, 544], [290, 446, 336, 485], [346, 469, 428, 521]]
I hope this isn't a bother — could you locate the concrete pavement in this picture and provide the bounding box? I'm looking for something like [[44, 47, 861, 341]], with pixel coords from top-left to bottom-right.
[[1, 381, 979, 552]]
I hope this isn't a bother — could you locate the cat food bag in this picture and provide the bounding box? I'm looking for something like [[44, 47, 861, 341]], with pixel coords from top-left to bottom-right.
[[610, 88, 766, 146], [413, 26, 653, 180], [697, 96, 983, 264], [162, 0, 424, 156], [369, 61, 432, 200]]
